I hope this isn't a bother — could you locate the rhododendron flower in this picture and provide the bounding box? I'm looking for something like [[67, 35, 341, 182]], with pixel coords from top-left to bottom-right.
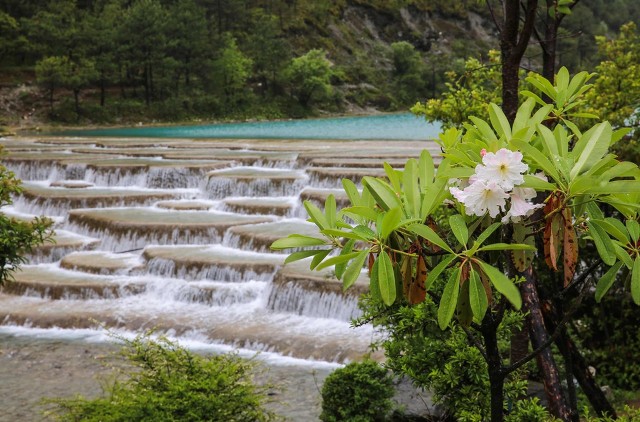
[[475, 149, 528, 190], [502, 186, 543, 223], [450, 179, 509, 218]]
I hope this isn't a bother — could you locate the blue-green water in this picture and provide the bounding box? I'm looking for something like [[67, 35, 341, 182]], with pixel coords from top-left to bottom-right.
[[62, 113, 441, 140]]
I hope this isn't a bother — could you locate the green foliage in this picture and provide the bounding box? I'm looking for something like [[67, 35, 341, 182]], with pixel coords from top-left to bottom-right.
[[0, 160, 53, 285], [320, 360, 395, 422], [581, 405, 640, 421], [585, 22, 640, 138], [215, 34, 253, 107], [411, 51, 502, 129], [46, 334, 277, 422], [285, 49, 334, 108], [389, 41, 428, 106]]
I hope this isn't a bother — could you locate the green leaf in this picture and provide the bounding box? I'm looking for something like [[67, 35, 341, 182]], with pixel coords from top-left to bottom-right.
[[420, 177, 448, 219], [613, 243, 634, 270], [489, 103, 512, 139], [579, 180, 640, 194], [632, 257, 640, 305], [407, 223, 453, 253], [380, 207, 402, 239], [469, 269, 488, 322], [418, 150, 435, 192], [310, 249, 332, 270], [284, 249, 330, 264], [321, 228, 369, 241], [335, 239, 355, 279], [425, 254, 457, 291], [477, 261, 522, 309], [570, 122, 612, 178], [595, 262, 623, 302], [627, 220, 640, 242], [304, 200, 330, 230], [341, 206, 379, 222], [470, 222, 501, 254], [378, 252, 396, 306], [369, 255, 382, 302], [342, 179, 361, 206], [601, 218, 630, 243], [403, 159, 420, 218], [477, 243, 537, 252], [271, 234, 326, 250], [384, 162, 402, 192], [325, 194, 336, 229], [353, 225, 376, 240], [315, 251, 361, 271], [587, 221, 617, 266], [438, 267, 461, 330], [511, 139, 561, 184], [521, 174, 556, 191], [342, 249, 369, 291], [469, 116, 498, 142], [449, 214, 469, 247], [363, 177, 401, 211], [537, 124, 559, 156]]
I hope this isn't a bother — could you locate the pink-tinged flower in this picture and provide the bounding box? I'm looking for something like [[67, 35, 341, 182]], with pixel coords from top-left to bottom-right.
[[502, 186, 543, 223], [475, 148, 528, 190], [450, 179, 509, 218], [480, 148, 487, 157]]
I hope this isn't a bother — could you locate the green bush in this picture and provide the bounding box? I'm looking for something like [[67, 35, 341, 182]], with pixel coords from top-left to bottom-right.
[[320, 360, 395, 422], [46, 334, 277, 422]]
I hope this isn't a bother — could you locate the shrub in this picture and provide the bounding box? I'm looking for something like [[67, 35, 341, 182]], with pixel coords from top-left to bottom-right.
[[45, 334, 277, 422], [320, 360, 395, 422]]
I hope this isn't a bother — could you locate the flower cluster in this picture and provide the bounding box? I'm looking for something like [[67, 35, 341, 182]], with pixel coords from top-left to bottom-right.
[[449, 148, 542, 222]]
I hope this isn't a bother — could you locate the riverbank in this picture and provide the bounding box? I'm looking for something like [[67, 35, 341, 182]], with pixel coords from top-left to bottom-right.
[[0, 332, 436, 421]]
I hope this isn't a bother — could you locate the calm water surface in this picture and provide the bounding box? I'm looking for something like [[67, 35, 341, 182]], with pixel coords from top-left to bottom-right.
[[62, 113, 441, 140]]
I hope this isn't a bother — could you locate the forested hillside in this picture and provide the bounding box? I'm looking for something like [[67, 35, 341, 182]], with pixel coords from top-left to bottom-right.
[[0, 0, 638, 127]]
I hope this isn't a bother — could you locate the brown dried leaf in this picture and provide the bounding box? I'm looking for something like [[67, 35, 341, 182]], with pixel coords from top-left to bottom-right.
[[408, 256, 427, 305], [562, 208, 578, 287]]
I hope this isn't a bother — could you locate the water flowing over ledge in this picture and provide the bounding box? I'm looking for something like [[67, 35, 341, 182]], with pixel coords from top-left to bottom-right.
[[1, 123, 441, 365]]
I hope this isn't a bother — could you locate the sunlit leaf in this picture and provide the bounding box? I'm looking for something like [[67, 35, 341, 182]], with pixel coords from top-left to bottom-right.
[[335, 239, 355, 279], [403, 159, 420, 218], [363, 177, 401, 211], [315, 251, 360, 271], [342, 179, 361, 206], [380, 207, 402, 239], [425, 254, 457, 291], [304, 200, 329, 230]]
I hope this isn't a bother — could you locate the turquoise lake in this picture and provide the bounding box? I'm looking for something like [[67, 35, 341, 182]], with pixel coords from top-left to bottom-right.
[[62, 113, 441, 140]]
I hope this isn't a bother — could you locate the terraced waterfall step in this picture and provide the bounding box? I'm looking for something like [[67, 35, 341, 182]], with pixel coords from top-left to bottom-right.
[[223, 220, 321, 252], [205, 167, 307, 197], [142, 245, 284, 282], [0, 134, 441, 366], [66, 208, 273, 251]]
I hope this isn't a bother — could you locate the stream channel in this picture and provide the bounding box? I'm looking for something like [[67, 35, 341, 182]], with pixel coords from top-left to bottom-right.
[[0, 113, 441, 420]]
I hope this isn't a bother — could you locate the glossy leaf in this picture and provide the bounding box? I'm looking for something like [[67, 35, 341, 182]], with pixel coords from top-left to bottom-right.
[[315, 251, 361, 271], [304, 200, 330, 230], [271, 234, 326, 250], [310, 249, 332, 270], [378, 251, 396, 306], [438, 267, 461, 330], [418, 150, 435, 192], [478, 261, 522, 310], [363, 177, 401, 211], [469, 268, 488, 322], [587, 220, 617, 266], [284, 249, 330, 265], [342, 179, 361, 206], [489, 103, 512, 139], [449, 214, 469, 247], [403, 159, 420, 218], [342, 249, 369, 291], [571, 122, 611, 178], [477, 243, 537, 252], [335, 239, 355, 279], [627, 220, 640, 242], [595, 261, 623, 302], [632, 257, 640, 305], [325, 194, 336, 229], [380, 207, 402, 239], [407, 223, 453, 253], [425, 254, 457, 291], [341, 206, 379, 222]]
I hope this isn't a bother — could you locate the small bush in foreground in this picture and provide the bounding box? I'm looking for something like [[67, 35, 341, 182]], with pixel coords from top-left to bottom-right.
[[320, 360, 395, 422], [45, 334, 277, 422]]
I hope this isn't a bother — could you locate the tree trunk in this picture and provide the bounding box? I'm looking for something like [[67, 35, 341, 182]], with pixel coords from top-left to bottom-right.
[[521, 268, 572, 420], [482, 315, 506, 422], [73, 89, 80, 121], [543, 302, 617, 418], [542, 0, 559, 82]]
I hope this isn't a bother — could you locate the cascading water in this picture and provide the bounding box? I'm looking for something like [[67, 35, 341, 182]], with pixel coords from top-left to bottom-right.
[[0, 133, 439, 367]]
